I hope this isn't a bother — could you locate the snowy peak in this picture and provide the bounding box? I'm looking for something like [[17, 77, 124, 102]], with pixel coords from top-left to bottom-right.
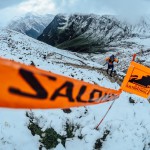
[[7, 13, 54, 39]]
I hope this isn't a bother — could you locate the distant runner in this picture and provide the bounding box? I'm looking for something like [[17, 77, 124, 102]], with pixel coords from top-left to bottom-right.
[[105, 54, 119, 77]]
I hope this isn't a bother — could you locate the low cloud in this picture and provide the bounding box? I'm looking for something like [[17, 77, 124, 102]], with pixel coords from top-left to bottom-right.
[[0, 0, 56, 27], [0, 0, 25, 9], [0, 0, 150, 27], [18, 0, 56, 14]]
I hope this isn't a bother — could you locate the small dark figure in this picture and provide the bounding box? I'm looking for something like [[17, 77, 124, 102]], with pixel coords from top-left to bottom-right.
[[105, 55, 119, 77]]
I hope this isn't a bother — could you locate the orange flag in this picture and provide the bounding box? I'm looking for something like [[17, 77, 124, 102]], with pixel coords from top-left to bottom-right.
[[121, 61, 150, 99], [0, 58, 121, 109]]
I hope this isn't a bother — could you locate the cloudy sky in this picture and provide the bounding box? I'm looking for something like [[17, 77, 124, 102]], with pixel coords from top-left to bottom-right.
[[0, 0, 150, 26]]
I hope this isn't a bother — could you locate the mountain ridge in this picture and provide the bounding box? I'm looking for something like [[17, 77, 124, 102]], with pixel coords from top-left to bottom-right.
[[38, 13, 150, 52]]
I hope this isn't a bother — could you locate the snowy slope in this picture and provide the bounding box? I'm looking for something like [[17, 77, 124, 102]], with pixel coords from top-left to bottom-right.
[[7, 13, 54, 39], [130, 16, 150, 37], [0, 29, 150, 150]]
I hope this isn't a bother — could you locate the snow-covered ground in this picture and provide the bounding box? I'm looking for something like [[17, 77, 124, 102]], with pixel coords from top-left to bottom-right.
[[0, 29, 150, 150]]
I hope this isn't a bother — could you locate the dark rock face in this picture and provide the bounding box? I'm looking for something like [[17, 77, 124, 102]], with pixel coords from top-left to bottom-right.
[[38, 14, 132, 52], [38, 14, 67, 45]]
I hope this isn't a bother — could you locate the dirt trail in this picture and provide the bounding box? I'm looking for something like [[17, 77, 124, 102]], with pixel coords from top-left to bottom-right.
[[55, 62, 125, 86]]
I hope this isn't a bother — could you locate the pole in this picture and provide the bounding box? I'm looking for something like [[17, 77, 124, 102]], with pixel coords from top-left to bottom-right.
[[132, 54, 136, 61], [95, 99, 116, 130]]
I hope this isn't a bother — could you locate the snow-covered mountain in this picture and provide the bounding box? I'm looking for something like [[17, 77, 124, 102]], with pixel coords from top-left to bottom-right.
[[0, 29, 150, 150], [7, 13, 54, 39], [38, 14, 150, 52], [130, 16, 150, 37], [38, 14, 131, 52]]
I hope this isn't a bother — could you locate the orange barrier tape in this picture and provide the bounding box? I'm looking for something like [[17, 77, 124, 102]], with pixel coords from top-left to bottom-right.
[[121, 61, 150, 99], [0, 58, 122, 109]]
